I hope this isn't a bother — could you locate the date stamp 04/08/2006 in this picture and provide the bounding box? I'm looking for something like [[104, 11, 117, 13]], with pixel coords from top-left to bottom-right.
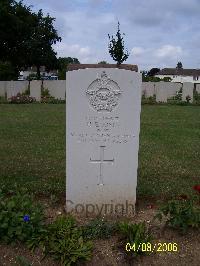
[[126, 242, 178, 253]]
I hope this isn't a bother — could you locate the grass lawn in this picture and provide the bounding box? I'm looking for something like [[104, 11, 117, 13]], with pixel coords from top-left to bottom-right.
[[0, 104, 200, 202]]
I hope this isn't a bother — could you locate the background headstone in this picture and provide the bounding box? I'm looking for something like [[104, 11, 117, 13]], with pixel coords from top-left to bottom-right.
[[142, 82, 156, 97], [66, 66, 141, 216], [155, 81, 168, 102], [43, 80, 65, 100], [30, 80, 41, 101], [155, 82, 182, 102], [182, 82, 193, 102], [196, 84, 200, 93], [0, 81, 6, 97], [6, 81, 29, 99]]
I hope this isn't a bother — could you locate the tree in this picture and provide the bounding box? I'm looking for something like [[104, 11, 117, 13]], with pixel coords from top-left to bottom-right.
[[0, 61, 16, 80], [108, 22, 129, 65], [0, 0, 38, 78], [98, 61, 108, 64], [25, 9, 61, 79], [147, 68, 160, 76], [57, 57, 80, 80], [0, 1, 61, 79], [176, 62, 183, 69]]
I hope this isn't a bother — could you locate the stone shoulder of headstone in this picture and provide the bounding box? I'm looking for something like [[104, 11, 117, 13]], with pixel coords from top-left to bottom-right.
[[67, 64, 138, 72]]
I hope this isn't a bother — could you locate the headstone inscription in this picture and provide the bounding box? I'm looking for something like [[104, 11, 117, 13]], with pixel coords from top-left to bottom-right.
[[66, 64, 142, 216]]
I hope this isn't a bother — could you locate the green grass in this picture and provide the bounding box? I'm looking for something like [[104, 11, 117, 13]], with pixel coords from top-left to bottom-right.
[[0, 104, 65, 196], [0, 104, 200, 201], [138, 105, 200, 200]]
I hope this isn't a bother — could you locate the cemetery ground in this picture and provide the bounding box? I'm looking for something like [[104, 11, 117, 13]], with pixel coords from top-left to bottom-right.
[[0, 104, 200, 265]]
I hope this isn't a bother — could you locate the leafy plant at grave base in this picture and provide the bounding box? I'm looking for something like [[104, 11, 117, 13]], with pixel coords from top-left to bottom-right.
[[15, 255, 32, 266], [154, 199, 200, 233], [141, 94, 157, 105], [40, 88, 66, 103], [193, 91, 200, 105], [0, 96, 8, 103], [82, 218, 117, 240], [167, 87, 183, 105], [186, 95, 191, 103], [21, 86, 30, 96], [28, 216, 93, 266], [0, 192, 45, 244], [118, 221, 152, 256], [41, 88, 51, 97], [8, 93, 36, 104]]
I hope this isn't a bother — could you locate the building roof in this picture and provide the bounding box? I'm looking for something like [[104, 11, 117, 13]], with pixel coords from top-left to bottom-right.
[[67, 64, 138, 72], [157, 68, 200, 76]]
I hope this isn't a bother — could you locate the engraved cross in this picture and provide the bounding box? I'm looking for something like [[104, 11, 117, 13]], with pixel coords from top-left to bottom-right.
[[89, 146, 114, 186]]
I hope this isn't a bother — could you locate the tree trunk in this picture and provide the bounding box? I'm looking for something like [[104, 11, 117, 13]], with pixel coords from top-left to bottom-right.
[[36, 65, 41, 80]]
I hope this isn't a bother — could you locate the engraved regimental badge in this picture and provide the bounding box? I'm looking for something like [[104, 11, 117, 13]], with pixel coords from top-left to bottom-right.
[[86, 71, 122, 112]]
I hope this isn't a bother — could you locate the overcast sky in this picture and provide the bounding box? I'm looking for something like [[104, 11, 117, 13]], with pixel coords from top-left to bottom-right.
[[22, 0, 200, 71]]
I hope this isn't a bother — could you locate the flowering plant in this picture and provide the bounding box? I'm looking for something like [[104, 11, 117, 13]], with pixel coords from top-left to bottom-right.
[[9, 93, 36, 104]]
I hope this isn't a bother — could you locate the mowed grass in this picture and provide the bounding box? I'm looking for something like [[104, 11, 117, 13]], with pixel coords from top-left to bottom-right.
[[138, 105, 200, 200], [0, 104, 65, 196], [0, 104, 200, 201]]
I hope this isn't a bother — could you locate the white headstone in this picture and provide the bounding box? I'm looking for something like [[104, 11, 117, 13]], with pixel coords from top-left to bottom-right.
[[66, 66, 141, 217], [30, 81, 41, 101], [6, 81, 15, 99], [182, 82, 193, 102], [43, 80, 65, 100], [155, 81, 168, 102], [196, 84, 200, 94], [0, 81, 6, 97], [6, 81, 29, 99], [142, 82, 156, 97]]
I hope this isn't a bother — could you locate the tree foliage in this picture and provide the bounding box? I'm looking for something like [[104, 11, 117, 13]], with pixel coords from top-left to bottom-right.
[[0, 0, 61, 79], [176, 62, 183, 69], [0, 61, 16, 80], [57, 57, 80, 80], [26, 9, 61, 78], [98, 61, 108, 64], [108, 22, 129, 65], [147, 68, 160, 76]]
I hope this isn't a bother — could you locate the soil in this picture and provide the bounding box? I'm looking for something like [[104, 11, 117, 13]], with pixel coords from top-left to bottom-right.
[[0, 200, 199, 266]]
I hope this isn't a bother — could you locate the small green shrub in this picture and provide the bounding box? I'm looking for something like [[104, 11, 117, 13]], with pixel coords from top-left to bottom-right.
[[154, 199, 200, 233], [0, 193, 45, 243], [118, 221, 152, 256], [0, 96, 8, 103], [142, 94, 156, 105], [15, 256, 32, 266], [40, 88, 65, 103], [83, 218, 117, 239], [193, 91, 200, 105], [28, 216, 93, 266], [186, 95, 191, 103], [41, 88, 51, 97], [22, 87, 30, 96]]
